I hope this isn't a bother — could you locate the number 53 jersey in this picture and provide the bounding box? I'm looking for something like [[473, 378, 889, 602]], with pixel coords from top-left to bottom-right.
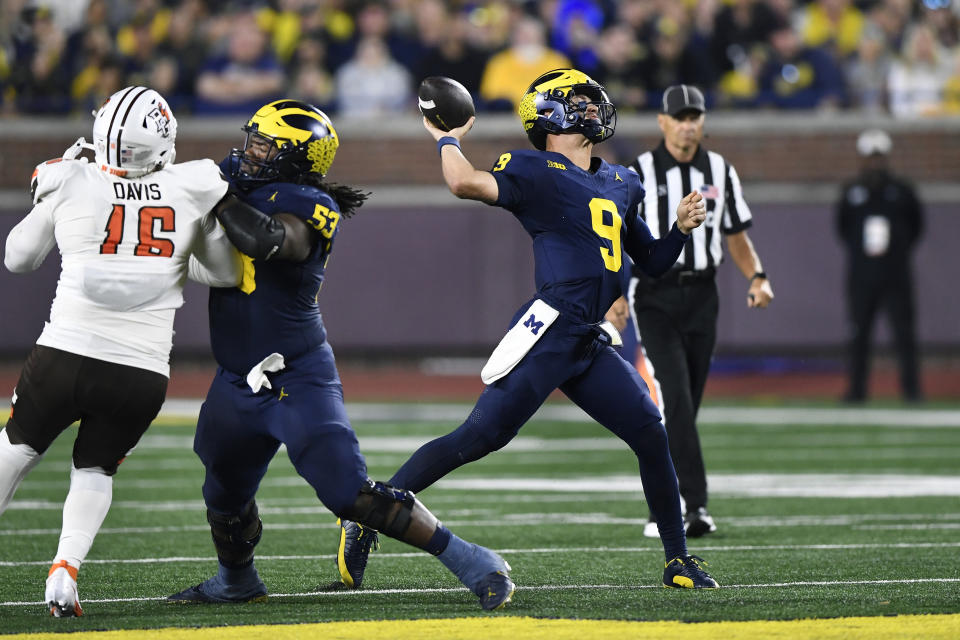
[[490, 149, 649, 324], [207, 171, 342, 377], [5, 157, 238, 377]]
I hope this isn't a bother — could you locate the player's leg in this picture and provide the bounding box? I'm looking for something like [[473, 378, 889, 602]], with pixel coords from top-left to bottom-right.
[[560, 347, 686, 558], [633, 306, 704, 515], [0, 427, 42, 514], [338, 479, 515, 610], [389, 352, 563, 493], [275, 345, 514, 609], [560, 347, 717, 589], [168, 369, 278, 604], [263, 349, 374, 590], [0, 346, 84, 515], [0, 346, 91, 617], [48, 355, 167, 617]]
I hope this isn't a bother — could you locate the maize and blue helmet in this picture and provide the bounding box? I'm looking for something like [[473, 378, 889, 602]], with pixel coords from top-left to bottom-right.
[[518, 69, 616, 151], [229, 99, 339, 186]]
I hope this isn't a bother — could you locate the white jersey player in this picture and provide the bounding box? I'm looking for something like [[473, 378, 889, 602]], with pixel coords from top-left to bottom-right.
[[0, 86, 241, 618]]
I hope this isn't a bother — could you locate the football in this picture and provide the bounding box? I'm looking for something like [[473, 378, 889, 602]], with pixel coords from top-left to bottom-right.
[[418, 76, 475, 132]]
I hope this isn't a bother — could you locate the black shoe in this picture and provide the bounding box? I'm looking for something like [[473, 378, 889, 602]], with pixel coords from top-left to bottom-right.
[[663, 555, 718, 589], [167, 577, 267, 603], [336, 518, 379, 589], [684, 507, 717, 538]]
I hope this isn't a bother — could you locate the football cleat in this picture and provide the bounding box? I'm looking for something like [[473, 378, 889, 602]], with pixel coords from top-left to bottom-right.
[[336, 518, 379, 589], [167, 574, 267, 603], [46, 560, 83, 617], [684, 507, 717, 538], [663, 555, 719, 589], [475, 568, 515, 611]]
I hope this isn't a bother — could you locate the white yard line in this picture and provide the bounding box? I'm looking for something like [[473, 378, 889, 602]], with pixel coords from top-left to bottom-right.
[[7, 473, 960, 505], [143, 401, 960, 427], [433, 474, 960, 497], [3, 541, 960, 568], [3, 512, 959, 537], [2, 576, 960, 608]]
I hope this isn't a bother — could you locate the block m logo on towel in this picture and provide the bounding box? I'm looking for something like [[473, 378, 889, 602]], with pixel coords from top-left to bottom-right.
[[523, 314, 545, 335], [480, 299, 560, 385]]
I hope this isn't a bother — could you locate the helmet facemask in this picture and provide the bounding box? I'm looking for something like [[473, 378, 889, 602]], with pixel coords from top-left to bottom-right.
[[536, 84, 616, 144], [520, 70, 617, 151]]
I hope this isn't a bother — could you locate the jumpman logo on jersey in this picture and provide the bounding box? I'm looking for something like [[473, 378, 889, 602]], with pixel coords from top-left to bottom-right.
[[523, 314, 544, 335], [278, 387, 289, 401], [615, 172, 622, 182], [268, 191, 278, 202]]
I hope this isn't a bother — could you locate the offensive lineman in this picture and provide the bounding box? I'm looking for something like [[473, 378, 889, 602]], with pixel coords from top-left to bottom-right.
[[337, 69, 719, 591], [1, 86, 243, 617], [165, 100, 514, 611]]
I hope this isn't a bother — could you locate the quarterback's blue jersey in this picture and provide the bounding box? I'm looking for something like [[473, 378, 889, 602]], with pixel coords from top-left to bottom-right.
[[209, 159, 341, 375], [491, 149, 656, 324]]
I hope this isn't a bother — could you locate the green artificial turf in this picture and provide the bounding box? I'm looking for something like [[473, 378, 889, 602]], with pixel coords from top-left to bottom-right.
[[1, 403, 958, 634]]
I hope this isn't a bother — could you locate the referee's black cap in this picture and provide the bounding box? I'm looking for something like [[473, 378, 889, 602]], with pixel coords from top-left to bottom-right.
[[662, 85, 706, 117]]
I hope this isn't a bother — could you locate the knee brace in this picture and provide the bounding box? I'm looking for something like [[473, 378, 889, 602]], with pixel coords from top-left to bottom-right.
[[207, 500, 262, 569], [347, 479, 416, 539]]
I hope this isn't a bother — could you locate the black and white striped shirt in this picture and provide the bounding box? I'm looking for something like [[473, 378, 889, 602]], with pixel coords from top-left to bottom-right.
[[630, 141, 752, 272]]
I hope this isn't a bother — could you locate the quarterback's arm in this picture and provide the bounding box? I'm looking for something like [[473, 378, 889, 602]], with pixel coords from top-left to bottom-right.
[[4, 199, 57, 273], [212, 194, 313, 262], [423, 116, 499, 204], [625, 191, 705, 277], [726, 230, 773, 308]]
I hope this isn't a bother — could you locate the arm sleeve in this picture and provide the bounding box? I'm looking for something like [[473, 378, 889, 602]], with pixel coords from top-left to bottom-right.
[[187, 211, 243, 287], [490, 151, 529, 210], [621, 172, 686, 277], [624, 221, 689, 277], [212, 194, 286, 262], [4, 199, 57, 273]]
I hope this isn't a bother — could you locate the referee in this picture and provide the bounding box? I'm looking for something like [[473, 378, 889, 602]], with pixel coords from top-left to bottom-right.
[[627, 84, 774, 538]]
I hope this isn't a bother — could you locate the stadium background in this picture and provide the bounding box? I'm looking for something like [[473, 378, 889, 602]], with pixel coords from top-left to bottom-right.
[[1, 0, 958, 400]]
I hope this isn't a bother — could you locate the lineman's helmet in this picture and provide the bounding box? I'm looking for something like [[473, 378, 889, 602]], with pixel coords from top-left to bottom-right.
[[92, 86, 177, 178], [229, 100, 339, 186], [518, 69, 616, 151]]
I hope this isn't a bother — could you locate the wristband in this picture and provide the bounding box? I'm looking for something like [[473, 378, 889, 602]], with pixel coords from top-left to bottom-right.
[[750, 271, 767, 282], [437, 136, 461, 155]]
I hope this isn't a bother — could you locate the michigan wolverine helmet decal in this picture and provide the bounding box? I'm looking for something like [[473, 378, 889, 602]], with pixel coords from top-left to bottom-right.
[[230, 100, 339, 186], [92, 86, 177, 178], [518, 69, 616, 151]]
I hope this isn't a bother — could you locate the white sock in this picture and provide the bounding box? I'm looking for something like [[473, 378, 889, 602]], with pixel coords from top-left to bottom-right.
[[0, 428, 43, 515], [54, 466, 113, 569]]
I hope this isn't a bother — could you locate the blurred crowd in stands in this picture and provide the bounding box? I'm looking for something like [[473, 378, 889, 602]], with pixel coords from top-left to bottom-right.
[[1, 0, 958, 119]]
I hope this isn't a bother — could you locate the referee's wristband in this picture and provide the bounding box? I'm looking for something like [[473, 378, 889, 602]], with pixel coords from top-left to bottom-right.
[[750, 271, 768, 282], [437, 136, 461, 155]]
